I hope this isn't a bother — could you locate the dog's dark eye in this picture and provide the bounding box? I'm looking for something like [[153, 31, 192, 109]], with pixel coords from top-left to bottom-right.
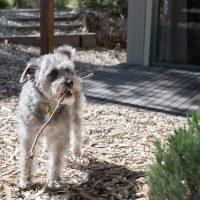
[[65, 69, 71, 74], [49, 69, 58, 79], [65, 69, 75, 76]]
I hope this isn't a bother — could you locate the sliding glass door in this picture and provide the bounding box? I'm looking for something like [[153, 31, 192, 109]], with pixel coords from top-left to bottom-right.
[[152, 0, 200, 68]]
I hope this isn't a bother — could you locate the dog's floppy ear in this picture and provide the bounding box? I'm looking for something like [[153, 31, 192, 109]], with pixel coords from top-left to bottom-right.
[[19, 63, 39, 84], [55, 45, 76, 61]]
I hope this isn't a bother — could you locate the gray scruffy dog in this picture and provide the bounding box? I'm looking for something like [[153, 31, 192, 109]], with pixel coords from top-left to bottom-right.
[[18, 45, 85, 187]]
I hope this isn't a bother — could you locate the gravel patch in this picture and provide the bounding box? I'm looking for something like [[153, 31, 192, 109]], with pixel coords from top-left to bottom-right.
[[0, 42, 186, 199]]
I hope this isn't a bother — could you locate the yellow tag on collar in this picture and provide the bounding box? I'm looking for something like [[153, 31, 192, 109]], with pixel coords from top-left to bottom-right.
[[45, 104, 53, 116]]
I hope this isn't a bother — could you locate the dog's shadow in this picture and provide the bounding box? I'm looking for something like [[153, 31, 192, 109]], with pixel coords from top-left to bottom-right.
[[17, 156, 146, 199], [49, 156, 146, 199]]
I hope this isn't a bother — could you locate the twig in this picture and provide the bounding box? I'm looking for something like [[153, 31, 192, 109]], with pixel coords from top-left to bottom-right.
[[26, 73, 93, 160], [81, 73, 94, 80]]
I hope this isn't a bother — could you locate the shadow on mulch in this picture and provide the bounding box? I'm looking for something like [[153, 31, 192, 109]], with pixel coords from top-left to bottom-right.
[[0, 48, 98, 99], [0, 44, 38, 99], [73, 158, 145, 199], [16, 158, 145, 199]]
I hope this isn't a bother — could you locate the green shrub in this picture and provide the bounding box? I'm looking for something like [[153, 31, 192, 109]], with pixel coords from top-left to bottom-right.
[[147, 112, 200, 200], [106, 0, 113, 9], [0, 0, 10, 8], [13, 0, 39, 8], [55, 0, 69, 8], [65, 0, 127, 12]]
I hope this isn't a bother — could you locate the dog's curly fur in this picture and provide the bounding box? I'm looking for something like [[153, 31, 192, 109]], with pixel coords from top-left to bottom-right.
[[18, 45, 85, 187]]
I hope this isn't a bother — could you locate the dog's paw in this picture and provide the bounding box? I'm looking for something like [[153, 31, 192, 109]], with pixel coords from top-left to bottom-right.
[[71, 153, 84, 165], [19, 177, 32, 188], [48, 180, 62, 188], [48, 175, 62, 188]]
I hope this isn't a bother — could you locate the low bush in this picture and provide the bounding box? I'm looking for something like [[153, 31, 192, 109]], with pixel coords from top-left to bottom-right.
[[147, 112, 200, 200]]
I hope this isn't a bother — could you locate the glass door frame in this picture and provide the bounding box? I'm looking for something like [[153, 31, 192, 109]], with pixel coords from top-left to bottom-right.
[[150, 0, 200, 71]]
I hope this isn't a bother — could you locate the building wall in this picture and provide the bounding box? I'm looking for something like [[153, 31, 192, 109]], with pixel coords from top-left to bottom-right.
[[127, 0, 153, 65]]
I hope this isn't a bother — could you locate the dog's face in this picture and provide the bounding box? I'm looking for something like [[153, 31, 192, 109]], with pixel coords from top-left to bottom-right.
[[19, 46, 82, 105]]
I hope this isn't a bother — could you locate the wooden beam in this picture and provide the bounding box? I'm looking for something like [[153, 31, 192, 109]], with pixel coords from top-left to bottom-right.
[[40, 0, 54, 55]]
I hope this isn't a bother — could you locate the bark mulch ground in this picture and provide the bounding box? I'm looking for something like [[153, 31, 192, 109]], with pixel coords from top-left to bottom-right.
[[0, 8, 187, 200], [0, 43, 187, 199]]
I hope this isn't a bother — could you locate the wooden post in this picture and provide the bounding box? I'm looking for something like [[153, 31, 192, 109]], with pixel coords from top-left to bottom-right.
[[40, 0, 54, 55]]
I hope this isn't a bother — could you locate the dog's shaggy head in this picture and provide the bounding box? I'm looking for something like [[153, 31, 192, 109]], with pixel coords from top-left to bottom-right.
[[19, 45, 82, 105]]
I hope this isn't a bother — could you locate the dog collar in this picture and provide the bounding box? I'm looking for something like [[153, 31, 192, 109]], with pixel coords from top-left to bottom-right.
[[45, 104, 53, 117]]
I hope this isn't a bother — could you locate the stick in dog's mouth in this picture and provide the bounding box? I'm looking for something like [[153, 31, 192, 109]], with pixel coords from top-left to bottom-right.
[[61, 86, 72, 97]]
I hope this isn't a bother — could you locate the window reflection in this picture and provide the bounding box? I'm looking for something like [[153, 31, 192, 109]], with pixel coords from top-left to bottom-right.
[[156, 0, 200, 65]]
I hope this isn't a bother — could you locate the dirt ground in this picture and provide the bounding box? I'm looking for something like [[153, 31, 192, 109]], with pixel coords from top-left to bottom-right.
[[0, 8, 187, 200]]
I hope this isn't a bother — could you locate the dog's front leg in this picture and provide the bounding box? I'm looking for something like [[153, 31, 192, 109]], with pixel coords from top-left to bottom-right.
[[73, 116, 83, 156], [18, 127, 37, 187], [46, 134, 67, 187]]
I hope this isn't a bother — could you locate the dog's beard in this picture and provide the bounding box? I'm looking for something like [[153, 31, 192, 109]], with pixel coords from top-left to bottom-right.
[[52, 85, 75, 105], [62, 95, 75, 105], [60, 86, 75, 105], [50, 81, 79, 105], [51, 83, 68, 97]]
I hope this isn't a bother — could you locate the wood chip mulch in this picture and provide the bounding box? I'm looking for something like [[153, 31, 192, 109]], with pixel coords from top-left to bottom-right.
[[0, 43, 186, 199]]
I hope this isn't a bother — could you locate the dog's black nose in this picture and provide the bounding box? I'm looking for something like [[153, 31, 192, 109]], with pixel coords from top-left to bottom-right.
[[66, 80, 73, 88]]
